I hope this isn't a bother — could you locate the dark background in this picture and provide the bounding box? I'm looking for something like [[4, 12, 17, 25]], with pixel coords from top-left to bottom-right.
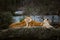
[[0, 0, 60, 40], [0, 0, 60, 29], [0, 0, 60, 15]]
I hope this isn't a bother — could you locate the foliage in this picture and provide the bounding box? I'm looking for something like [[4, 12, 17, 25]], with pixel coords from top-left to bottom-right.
[[0, 11, 13, 30], [0, 0, 60, 15], [20, 17, 25, 22]]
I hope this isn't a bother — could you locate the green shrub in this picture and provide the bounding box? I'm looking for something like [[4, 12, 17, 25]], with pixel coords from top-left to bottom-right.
[[20, 17, 25, 22], [0, 11, 13, 30]]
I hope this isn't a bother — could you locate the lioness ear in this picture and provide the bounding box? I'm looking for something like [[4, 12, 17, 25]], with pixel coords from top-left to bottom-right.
[[43, 18, 44, 20], [47, 19, 49, 20], [41, 17, 44, 20]]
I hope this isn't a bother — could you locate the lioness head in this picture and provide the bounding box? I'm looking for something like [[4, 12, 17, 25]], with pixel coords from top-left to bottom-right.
[[24, 16, 32, 23]]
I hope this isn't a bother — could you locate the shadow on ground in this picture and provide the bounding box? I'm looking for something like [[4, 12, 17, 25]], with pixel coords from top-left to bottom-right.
[[0, 27, 60, 40]]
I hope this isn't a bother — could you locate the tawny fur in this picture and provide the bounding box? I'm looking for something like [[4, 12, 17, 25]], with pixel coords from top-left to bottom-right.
[[9, 16, 53, 28], [9, 20, 26, 28], [42, 19, 53, 28], [9, 16, 43, 28]]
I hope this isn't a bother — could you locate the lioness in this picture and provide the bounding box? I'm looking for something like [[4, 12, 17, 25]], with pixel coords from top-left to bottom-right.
[[9, 16, 43, 28]]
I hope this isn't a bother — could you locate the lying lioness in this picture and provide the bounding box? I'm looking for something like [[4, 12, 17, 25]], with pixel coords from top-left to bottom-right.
[[9, 16, 53, 28], [9, 16, 43, 28]]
